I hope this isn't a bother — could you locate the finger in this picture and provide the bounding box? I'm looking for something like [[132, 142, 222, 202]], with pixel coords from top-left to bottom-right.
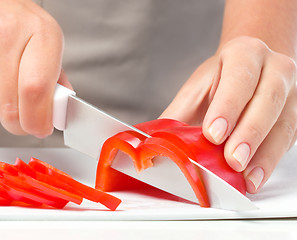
[[224, 53, 296, 172], [0, 54, 27, 135], [0, 31, 29, 135], [18, 23, 64, 137], [202, 39, 266, 144], [243, 87, 297, 193]]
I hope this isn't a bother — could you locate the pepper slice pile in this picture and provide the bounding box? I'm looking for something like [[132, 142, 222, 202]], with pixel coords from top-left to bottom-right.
[[0, 158, 121, 210], [95, 119, 247, 208]]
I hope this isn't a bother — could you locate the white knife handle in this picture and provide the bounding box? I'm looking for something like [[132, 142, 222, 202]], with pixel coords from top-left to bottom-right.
[[53, 84, 76, 131]]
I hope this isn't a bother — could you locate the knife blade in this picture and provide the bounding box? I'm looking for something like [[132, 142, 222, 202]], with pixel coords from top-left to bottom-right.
[[53, 84, 150, 160], [65, 95, 151, 160], [53, 84, 257, 211]]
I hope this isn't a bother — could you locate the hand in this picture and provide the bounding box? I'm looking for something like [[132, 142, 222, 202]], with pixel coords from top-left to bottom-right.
[[0, 0, 71, 138], [161, 36, 297, 194]]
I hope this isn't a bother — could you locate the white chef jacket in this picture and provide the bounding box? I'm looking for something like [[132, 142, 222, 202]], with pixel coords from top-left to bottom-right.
[[0, 0, 224, 147]]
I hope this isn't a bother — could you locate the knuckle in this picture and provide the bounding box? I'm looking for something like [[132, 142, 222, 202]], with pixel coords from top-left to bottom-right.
[[231, 66, 257, 89], [221, 36, 269, 57], [254, 153, 277, 177], [283, 57, 297, 74], [271, 53, 297, 85], [0, 13, 20, 47], [246, 125, 265, 144], [290, 84, 297, 100], [221, 97, 241, 117], [264, 66, 289, 107], [276, 118, 297, 149], [0, 103, 19, 123], [20, 110, 51, 136], [267, 82, 287, 110], [277, 53, 296, 72], [243, 37, 269, 55], [22, 119, 50, 135], [281, 57, 296, 85], [0, 103, 26, 135], [0, 9, 63, 48], [21, 81, 48, 102], [32, 14, 63, 40], [0, 13, 18, 31]]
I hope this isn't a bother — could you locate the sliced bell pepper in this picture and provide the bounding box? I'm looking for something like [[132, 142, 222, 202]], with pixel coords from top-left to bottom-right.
[[0, 158, 122, 210], [96, 118, 247, 208], [28, 158, 72, 178], [0, 173, 68, 208], [0, 162, 19, 176], [29, 158, 121, 211], [0, 196, 12, 206], [0, 184, 13, 205], [14, 158, 37, 178], [20, 173, 83, 205]]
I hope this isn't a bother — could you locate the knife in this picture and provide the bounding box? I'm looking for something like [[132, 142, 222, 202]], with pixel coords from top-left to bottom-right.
[[53, 84, 257, 211]]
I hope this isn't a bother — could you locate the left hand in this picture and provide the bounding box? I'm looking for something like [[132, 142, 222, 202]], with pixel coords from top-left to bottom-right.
[[161, 36, 297, 194]]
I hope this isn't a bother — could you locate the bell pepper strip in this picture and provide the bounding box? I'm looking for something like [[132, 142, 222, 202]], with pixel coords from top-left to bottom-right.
[[0, 162, 19, 176], [96, 118, 247, 208], [13, 158, 86, 198], [0, 196, 12, 206], [15, 158, 82, 196], [0, 184, 13, 205], [28, 158, 72, 178], [0, 183, 38, 208], [0, 174, 67, 208], [28, 158, 121, 211], [0, 158, 122, 210], [21, 173, 83, 205], [14, 158, 37, 178]]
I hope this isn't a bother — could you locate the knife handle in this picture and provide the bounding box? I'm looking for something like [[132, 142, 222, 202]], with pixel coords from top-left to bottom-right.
[[53, 84, 76, 131]]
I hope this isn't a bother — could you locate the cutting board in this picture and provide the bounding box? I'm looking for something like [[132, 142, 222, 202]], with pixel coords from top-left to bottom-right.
[[0, 146, 296, 221]]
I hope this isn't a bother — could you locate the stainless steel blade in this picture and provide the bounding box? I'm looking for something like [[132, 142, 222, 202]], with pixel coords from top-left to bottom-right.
[[64, 95, 150, 160], [111, 151, 258, 211]]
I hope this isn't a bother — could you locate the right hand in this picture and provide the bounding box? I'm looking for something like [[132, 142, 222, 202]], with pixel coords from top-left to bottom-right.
[[0, 0, 71, 138]]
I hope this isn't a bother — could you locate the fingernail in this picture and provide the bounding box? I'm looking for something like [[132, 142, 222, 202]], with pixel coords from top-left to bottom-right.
[[208, 118, 228, 143], [248, 167, 264, 191], [233, 143, 250, 169]]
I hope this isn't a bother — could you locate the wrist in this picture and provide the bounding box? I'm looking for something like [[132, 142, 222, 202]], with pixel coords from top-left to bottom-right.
[[219, 0, 297, 60]]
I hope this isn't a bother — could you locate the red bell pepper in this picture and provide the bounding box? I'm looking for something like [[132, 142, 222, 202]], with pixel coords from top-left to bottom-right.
[[95, 118, 247, 208]]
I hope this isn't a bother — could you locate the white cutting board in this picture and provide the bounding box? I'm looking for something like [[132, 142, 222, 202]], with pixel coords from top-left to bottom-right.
[[0, 146, 296, 221]]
